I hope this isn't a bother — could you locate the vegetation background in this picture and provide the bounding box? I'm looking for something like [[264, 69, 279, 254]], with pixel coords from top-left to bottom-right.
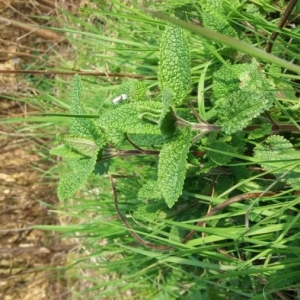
[[1, 0, 300, 299]]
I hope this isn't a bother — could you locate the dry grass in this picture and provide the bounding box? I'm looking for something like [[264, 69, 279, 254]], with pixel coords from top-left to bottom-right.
[[0, 1, 81, 299]]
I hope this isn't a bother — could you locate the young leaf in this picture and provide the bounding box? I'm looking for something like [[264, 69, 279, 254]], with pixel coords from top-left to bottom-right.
[[138, 180, 163, 200], [50, 75, 105, 200], [115, 80, 148, 103], [201, 1, 239, 38], [158, 126, 192, 208], [70, 75, 105, 145], [254, 135, 300, 189], [214, 62, 275, 134], [168, 226, 182, 243], [159, 25, 191, 106], [248, 123, 272, 140], [133, 202, 164, 223]]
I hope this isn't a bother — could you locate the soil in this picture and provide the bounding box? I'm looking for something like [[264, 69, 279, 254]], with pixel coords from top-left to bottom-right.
[[0, 1, 80, 299]]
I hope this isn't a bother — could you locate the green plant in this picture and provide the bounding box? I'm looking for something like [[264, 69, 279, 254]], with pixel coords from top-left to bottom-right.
[[51, 19, 300, 239], [51, 25, 193, 208], [46, 1, 300, 298], [51, 22, 300, 193]]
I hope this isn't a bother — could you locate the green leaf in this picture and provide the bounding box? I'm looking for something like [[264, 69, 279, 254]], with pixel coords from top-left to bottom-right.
[[63, 136, 99, 157], [138, 180, 163, 200], [133, 202, 164, 223], [94, 160, 110, 176], [58, 155, 97, 200], [254, 135, 300, 189], [69, 75, 105, 144], [248, 123, 272, 140], [213, 61, 274, 97], [214, 62, 275, 134], [158, 126, 192, 208], [159, 25, 191, 106], [206, 141, 235, 166], [168, 225, 182, 242], [238, 63, 274, 94], [212, 65, 240, 100], [128, 133, 170, 146], [50, 75, 106, 200], [105, 129, 125, 149], [159, 88, 176, 135], [151, 12, 300, 74], [98, 101, 162, 135], [70, 74, 82, 115], [50, 144, 83, 159], [202, 7, 238, 37], [216, 90, 272, 134], [115, 80, 148, 103]]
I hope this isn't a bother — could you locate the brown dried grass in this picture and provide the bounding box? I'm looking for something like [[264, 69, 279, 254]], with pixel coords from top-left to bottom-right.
[[0, 1, 80, 299]]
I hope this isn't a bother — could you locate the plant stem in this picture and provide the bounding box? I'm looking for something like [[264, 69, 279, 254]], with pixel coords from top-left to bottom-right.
[[182, 192, 276, 244], [176, 115, 300, 134], [266, 0, 298, 53], [0, 69, 155, 79], [175, 115, 221, 131]]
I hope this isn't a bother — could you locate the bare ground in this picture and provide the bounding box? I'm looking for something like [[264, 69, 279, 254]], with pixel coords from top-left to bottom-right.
[[0, 1, 80, 299]]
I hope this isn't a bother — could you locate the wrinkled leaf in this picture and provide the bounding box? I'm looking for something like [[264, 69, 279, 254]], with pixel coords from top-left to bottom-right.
[[158, 126, 192, 208], [50, 75, 105, 200], [254, 135, 300, 189], [114, 80, 148, 103], [58, 155, 97, 200], [98, 101, 162, 135], [133, 202, 165, 223], [138, 180, 162, 200], [214, 62, 275, 134], [216, 90, 273, 134], [159, 25, 191, 105], [70, 75, 104, 144]]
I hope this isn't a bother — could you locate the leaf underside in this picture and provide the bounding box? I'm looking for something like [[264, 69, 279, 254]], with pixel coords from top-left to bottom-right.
[[159, 88, 176, 135], [63, 136, 99, 157]]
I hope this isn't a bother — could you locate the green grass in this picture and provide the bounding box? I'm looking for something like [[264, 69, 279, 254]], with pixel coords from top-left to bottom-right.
[[5, 0, 300, 299]]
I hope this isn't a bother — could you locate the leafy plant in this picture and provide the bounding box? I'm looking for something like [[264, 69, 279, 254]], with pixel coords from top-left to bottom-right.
[[51, 23, 300, 206], [47, 2, 300, 298], [50, 75, 105, 200], [51, 24, 194, 208]]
